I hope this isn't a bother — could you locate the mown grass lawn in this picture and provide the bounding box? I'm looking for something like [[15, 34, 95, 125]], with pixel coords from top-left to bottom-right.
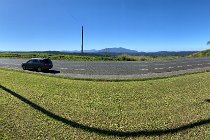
[[0, 69, 210, 140]]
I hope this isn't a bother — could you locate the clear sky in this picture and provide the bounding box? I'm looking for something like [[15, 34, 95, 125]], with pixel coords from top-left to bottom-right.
[[0, 0, 210, 52]]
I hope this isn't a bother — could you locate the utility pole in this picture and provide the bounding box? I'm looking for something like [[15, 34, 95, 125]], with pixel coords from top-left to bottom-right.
[[81, 26, 84, 54]]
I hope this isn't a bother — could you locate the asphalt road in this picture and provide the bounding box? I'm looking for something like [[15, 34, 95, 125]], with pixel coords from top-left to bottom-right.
[[1, 58, 210, 80]]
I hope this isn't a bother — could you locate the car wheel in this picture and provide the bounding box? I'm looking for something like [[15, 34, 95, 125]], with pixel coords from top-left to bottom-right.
[[22, 66, 26, 70], [37, 67, 42, 72]]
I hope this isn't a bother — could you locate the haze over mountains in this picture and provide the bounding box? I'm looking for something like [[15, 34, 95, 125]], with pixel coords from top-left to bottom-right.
[[1, 47, 199, 57], [62, 47, 198, 56], [63, 47, 137, 53]]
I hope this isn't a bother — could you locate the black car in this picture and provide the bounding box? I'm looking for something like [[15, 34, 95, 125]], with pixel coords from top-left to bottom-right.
[[22, 58, 53, 72]]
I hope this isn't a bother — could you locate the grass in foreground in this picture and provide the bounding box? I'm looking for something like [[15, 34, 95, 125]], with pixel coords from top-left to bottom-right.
[[0, 69, 210, 140]]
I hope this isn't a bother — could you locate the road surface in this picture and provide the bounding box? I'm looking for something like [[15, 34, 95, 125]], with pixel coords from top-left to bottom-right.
[[0, 58, 210, 80]]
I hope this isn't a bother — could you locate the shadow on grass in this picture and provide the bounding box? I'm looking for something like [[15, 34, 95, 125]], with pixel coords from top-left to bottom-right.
[[205, 99, 210, 103], [25, 69, 60, 74], [1, 84, 210, 137], [42, 70, 60, 74]]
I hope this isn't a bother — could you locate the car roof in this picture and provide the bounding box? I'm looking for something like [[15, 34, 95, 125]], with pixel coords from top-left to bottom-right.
[[31, 58, 49, 60]]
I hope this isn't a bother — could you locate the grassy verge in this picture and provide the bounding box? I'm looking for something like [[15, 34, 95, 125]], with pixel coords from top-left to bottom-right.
[[0, 52, 182, 61], [188, 49, 210, 58], [117, 54, 181, 61], [0, 69, 210, 139]]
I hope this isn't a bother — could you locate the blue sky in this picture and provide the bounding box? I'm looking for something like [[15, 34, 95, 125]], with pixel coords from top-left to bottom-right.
[[0, 0, 210, 52]]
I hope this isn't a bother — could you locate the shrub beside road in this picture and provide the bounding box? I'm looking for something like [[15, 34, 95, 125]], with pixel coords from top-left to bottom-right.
[[0, 52, 181, 61], [0, 69, 210, 139]]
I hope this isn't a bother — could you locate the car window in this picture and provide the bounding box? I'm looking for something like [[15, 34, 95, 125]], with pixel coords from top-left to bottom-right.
[[27, 60, 33, 63], [32, 59, 39, 63], [43, 59, 52, 64]]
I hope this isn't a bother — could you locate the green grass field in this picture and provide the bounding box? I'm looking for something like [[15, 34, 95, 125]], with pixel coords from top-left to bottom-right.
[[0, 52, 181, 61], [188, 49, 210, 58], [0, 69, 210, 139]]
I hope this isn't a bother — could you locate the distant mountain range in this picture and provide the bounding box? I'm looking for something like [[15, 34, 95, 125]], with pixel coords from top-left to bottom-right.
[[62, 47, 198, 57], [62, 47, 138, 53], [1, 47, 199, 57], [98, 47, 138, 53]]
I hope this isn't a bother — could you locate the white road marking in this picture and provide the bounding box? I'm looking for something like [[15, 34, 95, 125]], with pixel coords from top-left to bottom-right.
[[140, 65, 148, 67], [60, 68, 68, 70], [140, 69, 148, 71], [177, 66, 183, 68], [187, 65, 192, 67], [135, 65, 148, 67], [197, 64, 202, 66], [208, 63, 210, 64], [73, 65, 84, 67], [74, 69, 86, 71], [155, 68, 164, 70], [168, 67, 174, 69], [155, 64, 165, 66]]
